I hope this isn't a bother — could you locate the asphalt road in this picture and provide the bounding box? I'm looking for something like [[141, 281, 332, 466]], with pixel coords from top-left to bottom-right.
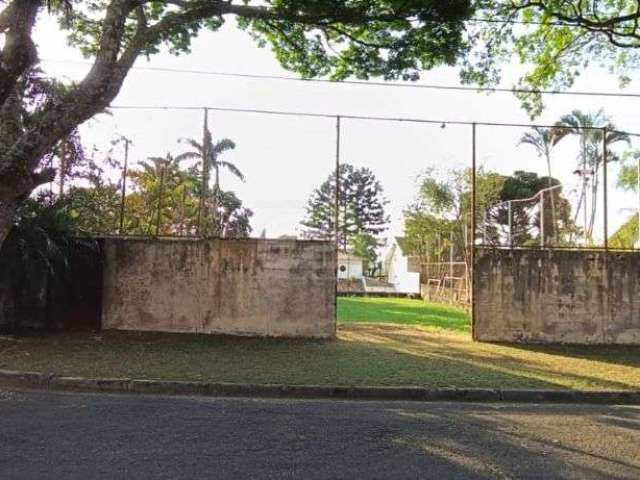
[[0, 390, 639, 479]]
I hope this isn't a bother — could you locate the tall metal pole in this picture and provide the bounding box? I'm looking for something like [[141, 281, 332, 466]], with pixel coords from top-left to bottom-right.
[[507, 201, 512, 247], [540, 192, 545, 248], [602, 128, 609, 250], [118, 138, 130, 235], [197, 108, 209, 238], [335, 116, 341, 251], [637, 155, 640, 248], [333, 116, 341, 339], [470, 123, 477, 338]]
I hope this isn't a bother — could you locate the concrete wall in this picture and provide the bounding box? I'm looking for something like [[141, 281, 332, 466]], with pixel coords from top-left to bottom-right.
[[473, 248, 640, 344], [102, 238, 336, 338]]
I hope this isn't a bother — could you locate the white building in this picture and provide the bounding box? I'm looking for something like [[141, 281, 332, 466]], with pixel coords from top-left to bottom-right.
[[384, 237, 421, 294], [337, 251, 365, 280]]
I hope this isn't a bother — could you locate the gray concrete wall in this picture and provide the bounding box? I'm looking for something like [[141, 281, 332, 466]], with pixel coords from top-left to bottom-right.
[[102, 238, 336, 338], [473, 248, 640, 344]]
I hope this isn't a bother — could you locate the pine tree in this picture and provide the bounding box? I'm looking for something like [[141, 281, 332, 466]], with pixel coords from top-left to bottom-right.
[[301, 164, 389, 250]]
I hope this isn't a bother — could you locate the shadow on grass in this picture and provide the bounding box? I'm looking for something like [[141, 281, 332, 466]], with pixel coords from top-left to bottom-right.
[[496, 342, 640, 370], [3, 324, 639, 390]]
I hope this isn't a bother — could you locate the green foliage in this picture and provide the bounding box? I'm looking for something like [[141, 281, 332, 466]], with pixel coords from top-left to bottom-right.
[[487, 171, 575, 246], [467, 1, 640, 116], [351, 233, 380, 276], [403, 167, 504, 263], [301, 164, 389, 250], [609, 215, 639, 249], [51, 1, 474, 81], [0, 194, 98, 330], [617, 150, 640, 192]]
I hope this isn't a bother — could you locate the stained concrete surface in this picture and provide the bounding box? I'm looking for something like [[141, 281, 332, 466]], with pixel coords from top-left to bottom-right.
[[1, 390, 639, 479], [474, 248, 640, 344], [102, 238, 336, 338]]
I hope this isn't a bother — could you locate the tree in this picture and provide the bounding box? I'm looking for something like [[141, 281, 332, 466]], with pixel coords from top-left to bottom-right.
[[301, 164, 389, 250], [351, 233, 380, 276], [403, 167, 505, 267], [553, 110, 629, 243], [488, 170, 575, 246], [0, 1, 474, 251], [0, 193, 97, 330], [176, 128, 241, 236], [127, 153, 184, 235], [519, 126, 560, 242], [212, 190, 253, 239], [468, 1, 640, 116]]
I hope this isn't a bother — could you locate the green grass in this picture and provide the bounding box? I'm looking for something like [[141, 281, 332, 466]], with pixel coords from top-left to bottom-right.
[[338, 296, 470, 332], [1, 297, 638, 391], [1, 322, 639, 390]]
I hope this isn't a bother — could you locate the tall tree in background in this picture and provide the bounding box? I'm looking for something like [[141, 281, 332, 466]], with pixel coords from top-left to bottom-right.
[[0, 0, 474, 250], [469, 1, 640, 116], [488, 171, 575, 246], [519, 127, 560, 242], [302, 164, 389, 250], [177, 128, 241, 236], [553, 110, 629, 243], [403, 167, 504, 266]]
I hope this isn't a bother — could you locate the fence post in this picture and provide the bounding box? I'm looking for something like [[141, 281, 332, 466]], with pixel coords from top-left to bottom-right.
[[335, 116, 341, 251], [603, 127, 609, 250], [540, 191, 545, 248], [637, 154, 640, 248], [507, 200, 512, 247], [118, 138, 130, 235], [470, 123, 477, 338], [197, 108, 209, 238]]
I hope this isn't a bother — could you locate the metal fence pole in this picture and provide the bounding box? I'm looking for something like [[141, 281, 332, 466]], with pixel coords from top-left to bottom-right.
[[603, 127, 609, 250], [470, 123, 477, 338], [540, 192, 545, 248], [197, 108, 209, 238], [118, 138, 130, 235], [507, 200, 512, 247], [637, 155, 640, 248], [335, 116, 341, 251]]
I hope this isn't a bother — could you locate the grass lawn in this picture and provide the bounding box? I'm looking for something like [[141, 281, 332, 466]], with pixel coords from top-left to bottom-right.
[[338, 296, 470, 332], [1, 297, 639, 390]]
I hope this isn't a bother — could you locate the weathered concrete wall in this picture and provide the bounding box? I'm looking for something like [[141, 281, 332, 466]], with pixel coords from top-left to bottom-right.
[[474, 248, 640, 344], [102, 238, 336, 338]]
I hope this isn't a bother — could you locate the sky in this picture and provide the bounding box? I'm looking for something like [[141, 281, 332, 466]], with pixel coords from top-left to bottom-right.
[[34, 14, 640, 246]]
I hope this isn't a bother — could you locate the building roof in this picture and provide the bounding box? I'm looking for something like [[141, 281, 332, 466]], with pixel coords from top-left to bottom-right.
[[337, 251, 365, 262]]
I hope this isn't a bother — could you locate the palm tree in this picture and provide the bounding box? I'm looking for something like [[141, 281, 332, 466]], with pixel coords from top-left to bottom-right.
[[176, 128, 242, 236], [135, 153, 186, 235], [519, 127, 560, 243], [553, 110, 630, 243]]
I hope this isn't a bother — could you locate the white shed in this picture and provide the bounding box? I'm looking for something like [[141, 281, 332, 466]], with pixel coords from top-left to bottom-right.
[[337, 251, 365, 280]]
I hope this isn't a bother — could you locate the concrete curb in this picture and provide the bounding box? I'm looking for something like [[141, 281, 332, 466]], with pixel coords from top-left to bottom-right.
[[1, 369, 640, 404]]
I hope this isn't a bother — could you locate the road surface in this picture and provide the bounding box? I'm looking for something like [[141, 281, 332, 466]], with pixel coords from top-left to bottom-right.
[[0, 389, 639, 479]]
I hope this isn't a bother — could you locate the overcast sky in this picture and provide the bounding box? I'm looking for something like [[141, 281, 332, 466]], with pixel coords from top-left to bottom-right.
[[35, 16, 640, 244]]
